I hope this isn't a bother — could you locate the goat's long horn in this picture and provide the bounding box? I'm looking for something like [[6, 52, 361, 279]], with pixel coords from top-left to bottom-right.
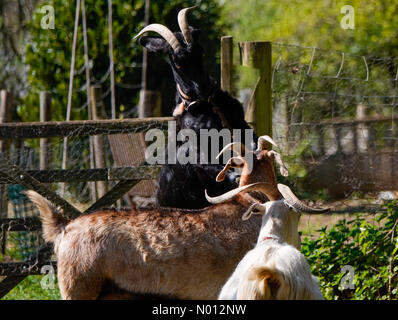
[[134, 23, 182, 52], [277, 184, 330, 213], [205, 182, 277, 204], [177, 6, 197, 44], [216, 142, 246, 159], [257, 135, 278, 151]]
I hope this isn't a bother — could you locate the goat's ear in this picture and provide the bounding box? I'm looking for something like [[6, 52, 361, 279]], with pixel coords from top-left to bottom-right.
[[139, 36, 169, 53], [216, 157, 244, 182], [268, 151, 289, 177], [246, 266, 281, 299], [242, 203, 265, 221]]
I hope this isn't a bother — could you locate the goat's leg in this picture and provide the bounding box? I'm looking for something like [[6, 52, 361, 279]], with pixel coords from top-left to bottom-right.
[[57, 263, 103, 300]]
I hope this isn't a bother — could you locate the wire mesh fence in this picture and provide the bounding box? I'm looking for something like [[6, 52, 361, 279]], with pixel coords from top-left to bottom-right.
[[271, 42, 398, 202], [0, 118, 169, 290]]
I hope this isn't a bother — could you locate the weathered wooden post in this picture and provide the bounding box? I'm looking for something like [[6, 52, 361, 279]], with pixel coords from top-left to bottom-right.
[[356, 103, 374, 152], [138, 90, 161, 118], [0, 90, 13, 254], [40, 91, 51, 170], [0, 90, 12, 153], [90, 85, 108, 198], [238, 41, 272, 137], [221, 36, 233, 94]]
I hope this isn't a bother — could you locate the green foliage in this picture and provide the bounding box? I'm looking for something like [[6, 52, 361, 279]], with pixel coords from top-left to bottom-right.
[[21, 0, 223, 122], [301, 201, 398, 299], [222, 0, 398, 96], [223, 0, 398, 56]]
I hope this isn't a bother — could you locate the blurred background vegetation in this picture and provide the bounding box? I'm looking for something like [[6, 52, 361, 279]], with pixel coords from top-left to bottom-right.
[[2, 0, 398, 122]]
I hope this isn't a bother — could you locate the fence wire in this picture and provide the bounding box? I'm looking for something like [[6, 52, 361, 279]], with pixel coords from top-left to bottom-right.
[[271, 43, 398, 202]]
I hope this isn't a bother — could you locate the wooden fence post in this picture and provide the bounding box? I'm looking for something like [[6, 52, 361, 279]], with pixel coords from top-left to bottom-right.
[[238, 41, 272, 137], [0, 90, 12, 254], [90, 85, 107, 198], [138, 90, 161, 118], [40, 91, 51, 170], [221, 36, 233, 94], [0, 90, 12, 154], [356, 103, 375, 152]]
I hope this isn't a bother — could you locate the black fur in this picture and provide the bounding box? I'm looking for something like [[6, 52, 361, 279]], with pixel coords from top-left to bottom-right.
[[140, 28, 258, 209]]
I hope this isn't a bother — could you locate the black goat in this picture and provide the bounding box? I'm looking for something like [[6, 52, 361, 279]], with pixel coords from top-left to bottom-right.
[[135, 6, 258, 208]]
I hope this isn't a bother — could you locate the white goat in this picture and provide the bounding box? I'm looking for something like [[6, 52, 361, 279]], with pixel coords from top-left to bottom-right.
[[209, 184, 327, 300]]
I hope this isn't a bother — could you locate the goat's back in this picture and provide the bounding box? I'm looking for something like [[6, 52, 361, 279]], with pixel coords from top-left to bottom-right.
[[55, 203, 262, 299]]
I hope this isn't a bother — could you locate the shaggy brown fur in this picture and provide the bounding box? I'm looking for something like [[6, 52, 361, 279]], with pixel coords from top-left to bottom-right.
[[26, 141, 281, 300], [26, 191, 262, 300]]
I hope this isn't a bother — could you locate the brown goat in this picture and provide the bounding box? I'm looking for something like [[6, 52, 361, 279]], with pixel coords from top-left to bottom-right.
[[26, 136, 287, 300]]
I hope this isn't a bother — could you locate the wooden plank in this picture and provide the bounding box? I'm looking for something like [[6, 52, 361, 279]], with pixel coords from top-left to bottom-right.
[[108, 166, 160, 181], [0, 242, 55, 298], [91, 85, 107, 198], [39, 91, 52, 170], [0, 276, 26, 298], [0, 166, 161, 184], [239, 41, 272, 137], [0, 217, 41, 232], [0, 261, 57, 277], [0, 154, 82, 219], [0, 90, 12, 255], [221, 36, 233, 93], [0, 117, 172, 139], [83, 179, 140, 213], [0, 90, 13, 151]]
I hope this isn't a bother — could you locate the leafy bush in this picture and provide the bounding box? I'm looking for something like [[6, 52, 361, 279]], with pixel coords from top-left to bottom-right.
[[301, 201, 398, 300]]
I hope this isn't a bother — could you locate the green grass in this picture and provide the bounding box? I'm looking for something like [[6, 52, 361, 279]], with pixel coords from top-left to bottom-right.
[[1, 275, 61, 300]]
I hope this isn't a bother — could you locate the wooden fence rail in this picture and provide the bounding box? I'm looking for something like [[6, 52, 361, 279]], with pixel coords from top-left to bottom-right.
[[0, 117, 172, 139], [0, 166, 161, 184], [0, 117, 170, 298]]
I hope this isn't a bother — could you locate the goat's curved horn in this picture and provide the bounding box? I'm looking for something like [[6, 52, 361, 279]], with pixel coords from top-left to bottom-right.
[[205, 182, 277, 204], [257, 135, 278, 151], [134, 23, 182, 52], [216, 142, 246, 159], [277, 184, 330, 213], [177, 6, 197, 44]]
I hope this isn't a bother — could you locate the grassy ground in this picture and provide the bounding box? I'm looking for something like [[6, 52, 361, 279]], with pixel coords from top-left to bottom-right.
[[1, 276, 61, 300]]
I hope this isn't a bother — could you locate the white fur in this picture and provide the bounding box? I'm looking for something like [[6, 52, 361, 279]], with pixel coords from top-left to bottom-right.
[[218, 200, 323, 300]]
